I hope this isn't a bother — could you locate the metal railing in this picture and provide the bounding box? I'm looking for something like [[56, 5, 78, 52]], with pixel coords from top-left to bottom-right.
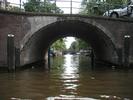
[[0, 0, 83, 14], [0, 0, 129, 16]]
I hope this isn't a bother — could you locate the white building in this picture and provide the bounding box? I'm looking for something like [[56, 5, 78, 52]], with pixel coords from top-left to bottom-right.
[[0, 0, 7, 9]]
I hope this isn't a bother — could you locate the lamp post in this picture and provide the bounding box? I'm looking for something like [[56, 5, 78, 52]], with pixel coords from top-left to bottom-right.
[[7, 34, 15, 72], [20, 0, 21, 11], [48, 47, 51, 69], [124, 35, 131, 68], [55, 0, 57, 13], [70, 0, 72, 14]]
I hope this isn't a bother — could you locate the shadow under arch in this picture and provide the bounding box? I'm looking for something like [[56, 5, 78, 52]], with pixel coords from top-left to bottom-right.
[[20, 19, 118, 66]]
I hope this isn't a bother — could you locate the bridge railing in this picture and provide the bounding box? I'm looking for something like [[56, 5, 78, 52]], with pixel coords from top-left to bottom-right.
[[0, 0, 129, 16], [0, 0, 83, 14]]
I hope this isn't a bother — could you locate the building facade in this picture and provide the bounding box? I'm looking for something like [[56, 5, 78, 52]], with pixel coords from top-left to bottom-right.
[[0, 0, 7, 9]]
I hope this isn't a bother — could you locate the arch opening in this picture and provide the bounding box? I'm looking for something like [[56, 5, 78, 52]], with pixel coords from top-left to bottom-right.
[[49, 37, 91, 57], [20, 20, 118, 66]]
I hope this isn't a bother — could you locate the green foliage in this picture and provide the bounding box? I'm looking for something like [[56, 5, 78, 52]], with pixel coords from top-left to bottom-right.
[[24, 0, 40, 12], [51, 56, 64, 70], [51, 38, 66, 51], [80, 1, 106, 15], [106, 0, 126, 5], [69, 41, 78, 51], [106, 0, 128, 9], [24, 0, 63, 13], [69, 38, 89, 51], [80, 0, 128, 15], [76, 38, 89, 50]]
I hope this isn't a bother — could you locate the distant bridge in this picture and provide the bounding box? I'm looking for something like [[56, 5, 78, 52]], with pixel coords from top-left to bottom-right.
[[0, 10, 133, 69]]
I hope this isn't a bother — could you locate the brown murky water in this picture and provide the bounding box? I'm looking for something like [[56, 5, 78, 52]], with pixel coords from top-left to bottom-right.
[[0, 54, 133, 100]]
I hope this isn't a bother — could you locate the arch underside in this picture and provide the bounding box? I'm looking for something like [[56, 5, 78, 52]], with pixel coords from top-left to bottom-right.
[[21, 20, 118, 66]]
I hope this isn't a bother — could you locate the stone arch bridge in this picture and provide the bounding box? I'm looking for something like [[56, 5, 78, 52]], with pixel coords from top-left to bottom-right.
[[0, 10, 133, 68]]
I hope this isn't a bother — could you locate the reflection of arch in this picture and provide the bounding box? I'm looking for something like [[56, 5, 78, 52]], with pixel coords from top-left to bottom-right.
[[21, 20, 118, 65]]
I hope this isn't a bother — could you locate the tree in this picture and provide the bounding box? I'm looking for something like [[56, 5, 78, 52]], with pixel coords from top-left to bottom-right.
[[80, 0, 128, 15], [24, 0, 63, 13], [51, 38, 66, 51], [69, 38, 90, 51], [80, 0, 107, 15], [106, 0, 128, 9], [106, 0, 126, 5], [69, 41, 78, 51], [76, 38, 89, 50]]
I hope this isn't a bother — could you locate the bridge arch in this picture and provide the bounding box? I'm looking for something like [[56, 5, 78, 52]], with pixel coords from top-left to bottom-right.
[[21, 19, 118, 66]]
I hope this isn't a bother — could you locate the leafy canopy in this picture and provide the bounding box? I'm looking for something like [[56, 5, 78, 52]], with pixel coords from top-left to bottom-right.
[[24, 0, 63, 13], [51, 38, 66, 51], [80, 0, 129, 15], [69, 38, 90, 51]]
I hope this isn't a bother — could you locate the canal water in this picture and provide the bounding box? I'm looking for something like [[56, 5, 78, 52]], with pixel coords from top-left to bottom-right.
[[0, 54, 133, 100]]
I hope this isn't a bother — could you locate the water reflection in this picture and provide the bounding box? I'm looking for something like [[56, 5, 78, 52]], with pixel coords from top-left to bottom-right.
[[0, 54, 133, 100], [47, 96, 99, 100], [63, 54, 79, 74], [60, 54, 79, 96]]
